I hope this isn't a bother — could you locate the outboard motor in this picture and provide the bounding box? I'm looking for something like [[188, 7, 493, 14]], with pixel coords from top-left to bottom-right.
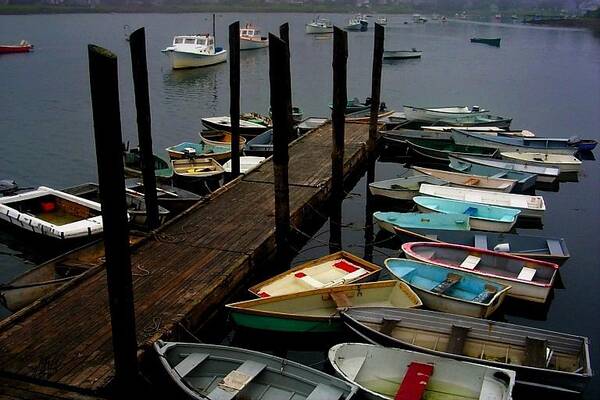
[[0, 180, 18, 196], [365, 97, 372, 106], [380, 102, 387, 111], [567, 135, 581, 145]]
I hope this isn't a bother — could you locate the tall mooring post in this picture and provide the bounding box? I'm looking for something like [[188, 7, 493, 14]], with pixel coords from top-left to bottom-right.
[[368, 23, 385, 151], [329, 27, 348, 253], [88, 45, 139, 394], [279, 23, 294, 141], [269, 33, 292, 265], [129, 27, 160, 230], [229, 21, 241, 178]]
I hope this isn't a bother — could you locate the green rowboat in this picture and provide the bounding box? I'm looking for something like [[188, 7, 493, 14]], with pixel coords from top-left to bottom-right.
[[404, 138, 498, 161]]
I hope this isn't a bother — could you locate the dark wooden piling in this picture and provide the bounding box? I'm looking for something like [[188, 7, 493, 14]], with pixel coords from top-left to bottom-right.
[[279, 23, 290, 47], [229, 22, 241, 178], [269, 34, 292, 265], [278, 23, 294, 141], [129, 28, 160, 230], [212, 13, 216, 41], [87, 45, 139, 393], [331, 27, 348, 197], [363, 156, 376, 261], [368, 23, 385, 152]]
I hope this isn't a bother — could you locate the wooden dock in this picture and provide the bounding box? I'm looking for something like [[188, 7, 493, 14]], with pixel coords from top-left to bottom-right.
[[0, 122, 372, 398]]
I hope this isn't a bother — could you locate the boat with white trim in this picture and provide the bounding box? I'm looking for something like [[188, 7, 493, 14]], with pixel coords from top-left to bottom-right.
[[403, 105, 489, 122], [239, 23, 268, 50], [500, 152, 582, 173], [162, 34, 227, 69], [451, 130, 580, 155], [306, 17, 333, 34]]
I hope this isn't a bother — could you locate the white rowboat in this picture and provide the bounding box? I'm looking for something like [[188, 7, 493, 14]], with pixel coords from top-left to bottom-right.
[[403, 105, 488, 122], [411, 166, 516, 192], [500, 152, 582, 174]]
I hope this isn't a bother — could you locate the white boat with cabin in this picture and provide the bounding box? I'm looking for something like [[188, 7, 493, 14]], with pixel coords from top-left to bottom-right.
[[239, 23, 268, 50], [306, 17, 334, 34], [162, 34, 227, 69], [419, 183, 546, 219]]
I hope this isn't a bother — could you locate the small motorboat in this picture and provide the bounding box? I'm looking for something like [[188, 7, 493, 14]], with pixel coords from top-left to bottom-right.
[[124, 179, 202, 215], [376, 16, 388, 25], [402, 241, 559, 303], [383, 49, 422, 59], [413, 196, 521, 232], [419, 183, 546, 219], [171, 158, 225, 187], [393, 225, 570, 265], [449, 153, 559, 183], [223, 156, 265, 174], [239, 23, 268, 50], [155, 341, 359, 399], [201, 115, 270, 137], [411, 166, 517, 193], [403, 105, 488, 122], [165, 141, 231, 161], [384, 258, 511, 318], [0, 40, 33, 54], [345, 17, 365, 31], [330, 97, 386, 115], [448, 155, 537, 192], [247, 251, 381, 298], [471, 37, 501, 46], [305, 17, 334, 34], [368, 174, 448, 200], [0, 187, 103, 240], [198, 130, 247, 148], [226, 280, 422, 333], [162, 34, 227, 69], [373, 211, 471, 234], [328, 343, 515, 400], [500, 152, 582, 174], [341, 308, 590, 394]]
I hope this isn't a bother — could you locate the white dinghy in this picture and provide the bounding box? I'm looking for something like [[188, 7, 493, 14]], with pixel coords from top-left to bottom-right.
[[419, 183, 546, 219], [328, 343, 515, 400], [500, 152, 582, 174], [0, 186, 104, 240]]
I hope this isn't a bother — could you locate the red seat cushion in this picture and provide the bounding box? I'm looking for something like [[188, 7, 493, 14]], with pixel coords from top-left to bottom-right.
[[333, 259, 359, 273], [395, 362, 434, 400]]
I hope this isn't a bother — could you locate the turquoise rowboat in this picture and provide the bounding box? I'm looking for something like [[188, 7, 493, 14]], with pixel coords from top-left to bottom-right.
[[384, 258, 510, 318], [226, 280, 422, 333], [373, 211, 470, 234], [413, 196, 520, 232], [448, 155, 537, 192]]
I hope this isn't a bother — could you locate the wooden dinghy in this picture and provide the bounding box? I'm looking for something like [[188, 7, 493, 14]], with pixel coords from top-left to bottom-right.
[[500, 152, 582, 174], [125, 179, 202, 216], [341, 308, 592, 394], [419, 183, 546, 219], [402, 242, 559, 303], [373, 211, 471, 234], [198, 130, 247, 148], [165, 141, 231, 161], [413, 196, 520, 233], [0, 186, 104, 240], [155, 341, 359, 400], [449, 153, 559, 183], [172, 158, 225, 184], [411, 166, 516, 193], [451, 130, 579, 155], [123, 147, 173, 180], [384, 258, 510, 318], [226, 280, 422, 333], [248, 251, 381, 298], [368, 174, 448, 200], [448, 155, 537, 192], [393, 226, 570, 265], [328, 343, 515, 400], [201, 116, 270, 137]]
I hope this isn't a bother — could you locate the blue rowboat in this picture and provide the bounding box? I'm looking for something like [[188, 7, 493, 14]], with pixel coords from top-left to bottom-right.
[[575, 139, 597, 152], [392, 226, 570, 265], [373, 211, 470, 234], [244, 129, 273, 157], [165, 141, 231, 161], [413, 196, 520, 232], [384, 258, 510, 318], [451, 130, 579, 155], [448, 155, 537, 192]]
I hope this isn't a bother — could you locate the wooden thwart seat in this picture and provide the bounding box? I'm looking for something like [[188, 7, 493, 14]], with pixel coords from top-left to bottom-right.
[[394, 362, 434, 400], [524, 337, 549, 368], [460, 255, 481, 270], [473, 234, 488, 250], [380, 317, 402, 335], [431, 273, 462, 294], [174, 353, 209, 378], [546, 239, 564, 256], [329, 292, 353, 308], [306, 383, 345, 400], [447, 325, 470, 355], [472, 284, 498, 303], [209, 360, 267, 400]]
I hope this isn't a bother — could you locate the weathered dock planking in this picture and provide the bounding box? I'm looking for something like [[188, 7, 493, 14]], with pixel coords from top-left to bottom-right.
[[0, 122, 372, 397]]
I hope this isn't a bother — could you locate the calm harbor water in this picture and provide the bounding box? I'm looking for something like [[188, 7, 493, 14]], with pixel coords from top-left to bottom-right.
[[1, 13, 599, 398]]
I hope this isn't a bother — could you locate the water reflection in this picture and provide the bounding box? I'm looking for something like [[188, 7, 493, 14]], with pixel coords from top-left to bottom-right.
[[161, 66, 222, 116]]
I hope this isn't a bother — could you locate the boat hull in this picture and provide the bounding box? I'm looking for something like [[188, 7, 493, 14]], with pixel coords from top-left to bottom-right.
[[305, 24, 334, 34], [373, 211, 471, 234], [0, 45, 32, 54], [383, 50, 422, 59], [451, 154, 559, 183], [452, 130, 577, 155], [500, 152, 582, 173], [341, 308, 591, 394], [471, 38, 501, 46], [166, 49, 227, 69], [403, 106, 488, 122], [240, 38, 268, 50], [448, 155, 537, 192]]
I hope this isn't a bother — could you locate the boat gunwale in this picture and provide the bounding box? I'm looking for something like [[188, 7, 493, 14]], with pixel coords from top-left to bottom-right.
[[413, 196, 521, 224], [402, 242, 558, 288]]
